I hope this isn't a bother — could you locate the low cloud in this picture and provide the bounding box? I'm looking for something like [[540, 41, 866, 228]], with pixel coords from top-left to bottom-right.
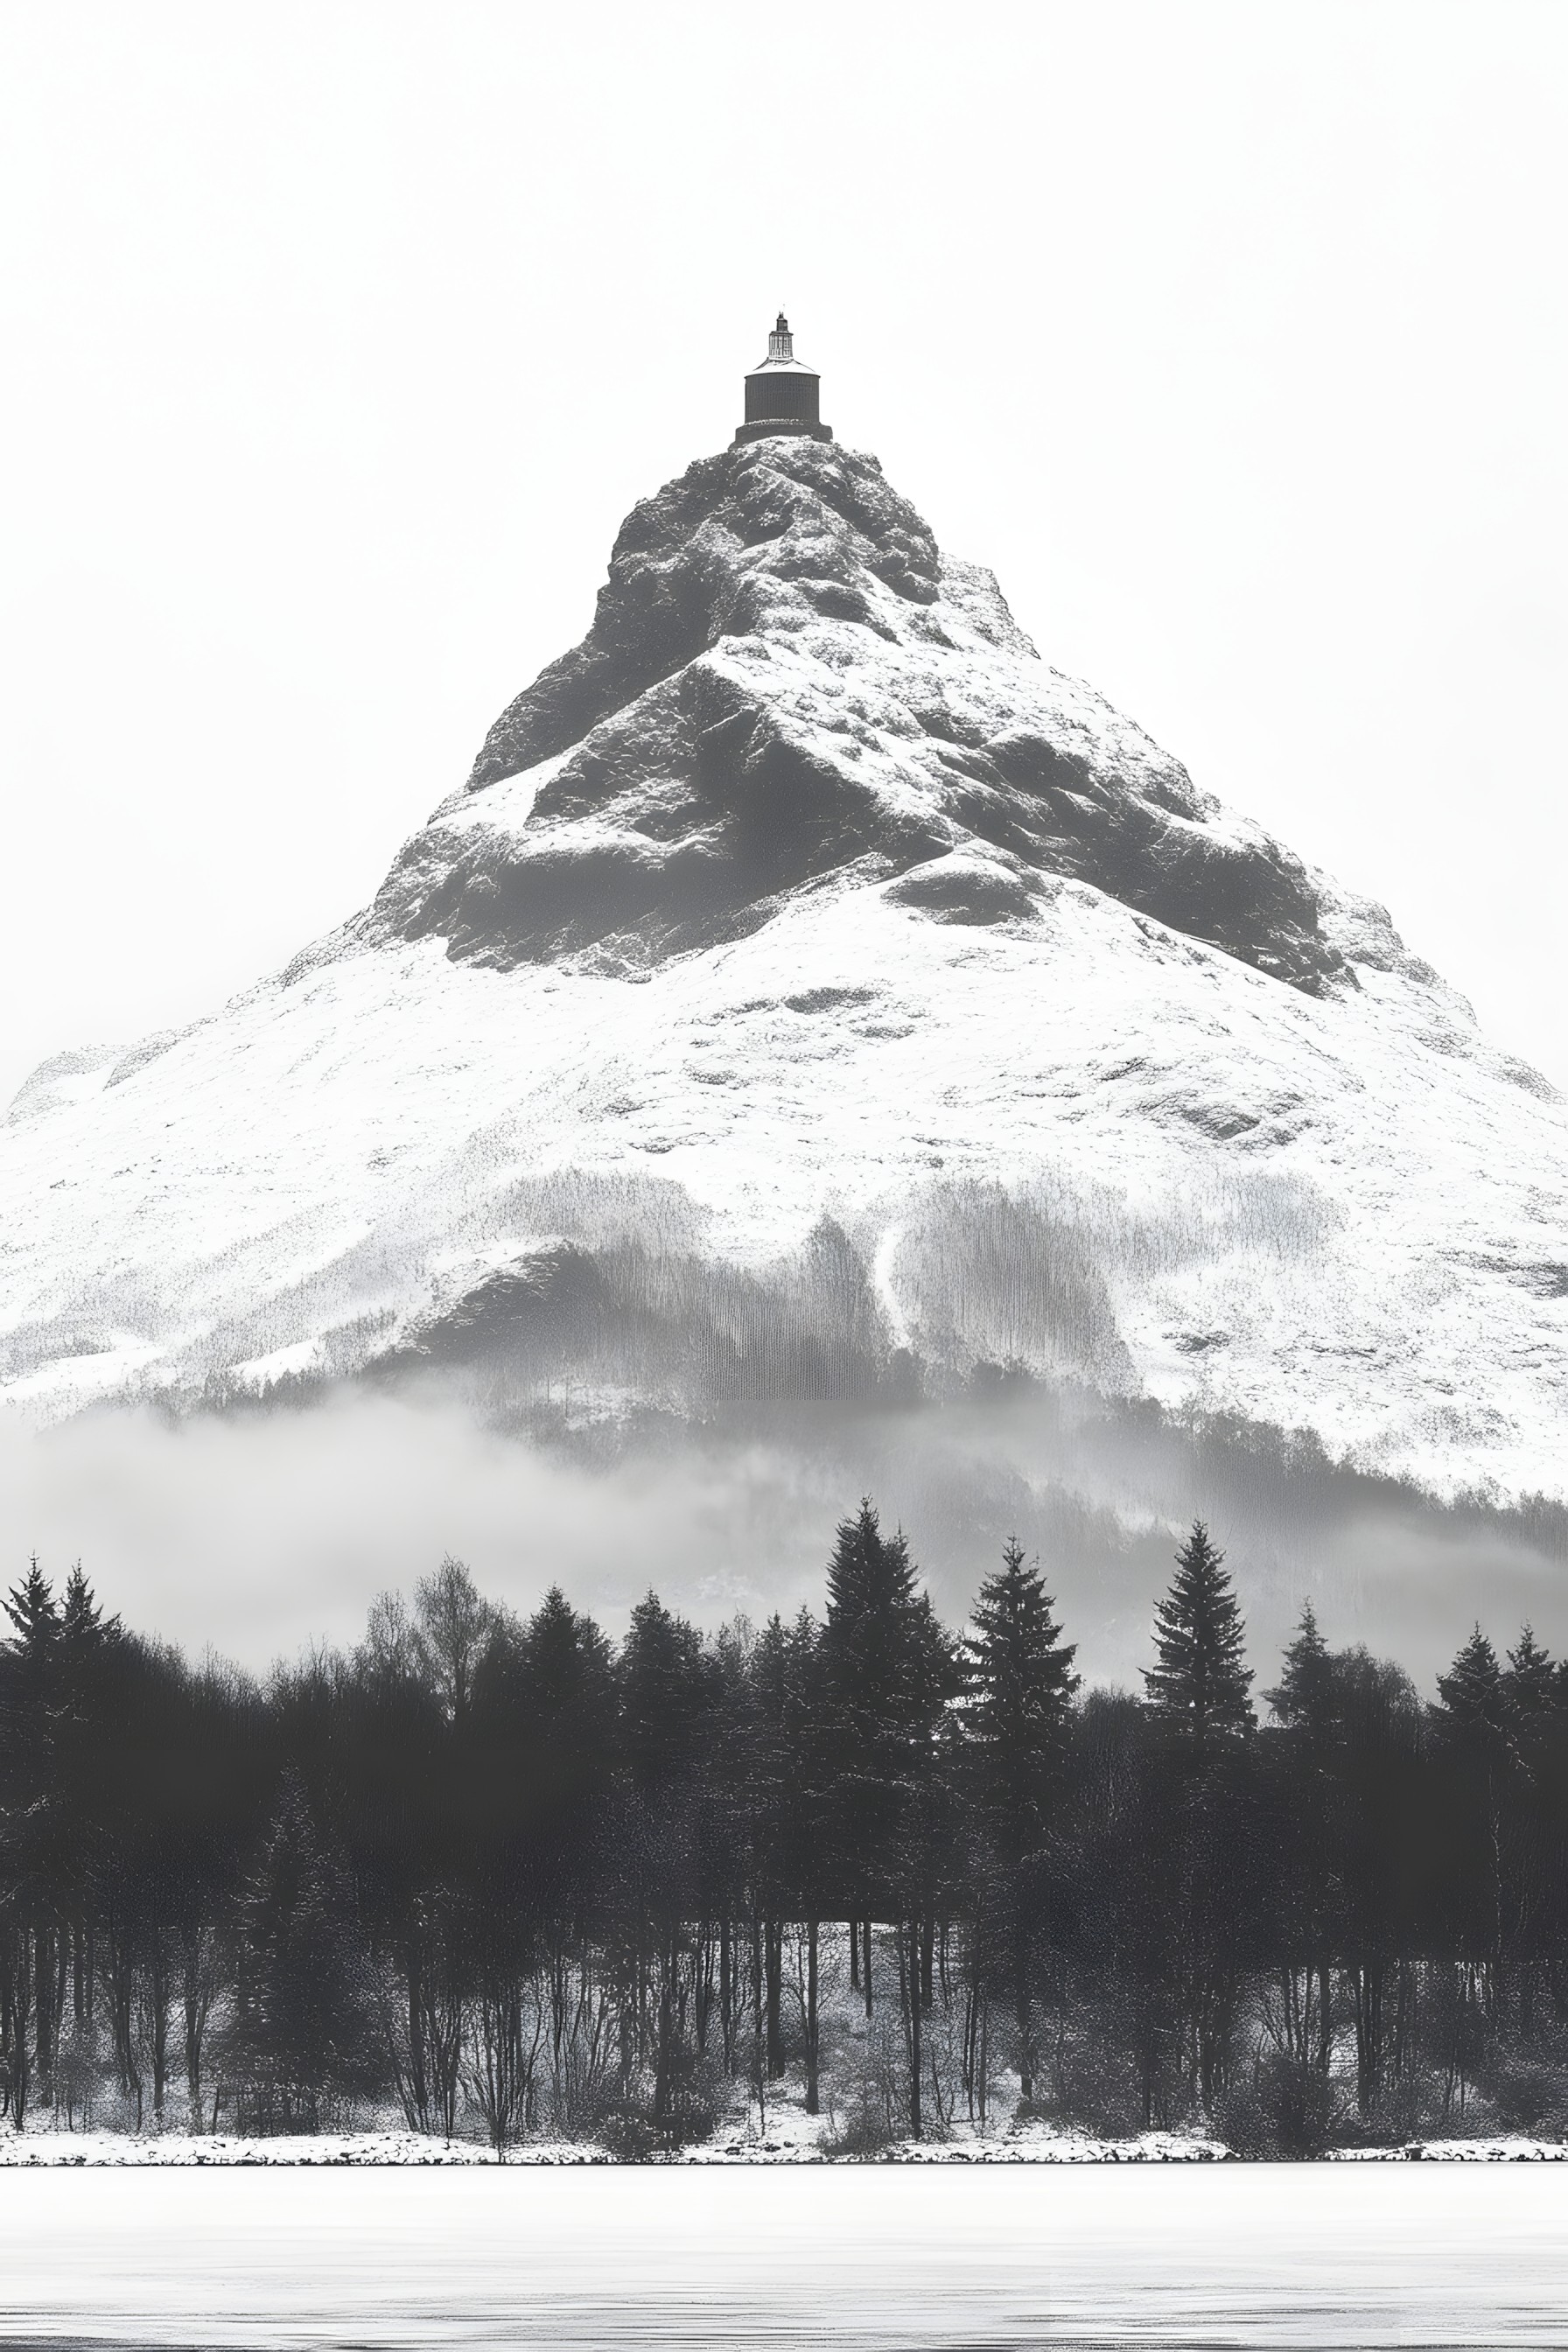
[[0, 1381, 1564, 1694]]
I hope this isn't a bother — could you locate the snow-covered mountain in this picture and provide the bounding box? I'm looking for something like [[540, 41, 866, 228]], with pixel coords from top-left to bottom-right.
[[4, 435, 1565, 1502]]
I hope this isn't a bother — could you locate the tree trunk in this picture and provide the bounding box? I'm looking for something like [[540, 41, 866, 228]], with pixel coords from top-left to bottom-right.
[[34, 1928, 54, 2108], [652, 1950, 673, 2129], [765, 1919, 785, 2078], [719, 1916, 733, 2076], [405, 1943, 429, 2132], [694, 1924, 714, 2057], [751, 1916, 766, 2133], [4, 1931, 32, 2129], [804, 1921, 820, 2116], [1319, 1964, 1333, 2076], [183, 1928, 210, 2132], [1353, 1961, 1385, 2118], [906, 1919, 922, 2139]]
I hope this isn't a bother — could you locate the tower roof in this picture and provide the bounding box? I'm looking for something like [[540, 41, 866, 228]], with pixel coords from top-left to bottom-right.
[[750, 311, 816, 377]]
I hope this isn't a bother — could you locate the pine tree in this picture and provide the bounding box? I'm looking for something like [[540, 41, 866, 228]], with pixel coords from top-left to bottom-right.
[[519, 1585, 619, 1794], [815, 1498, 956, 2135], [816, 1501, 956, 1893], [738, 1612, 818, 2087], [1259, 1601, 1341, 2104], [1504, 1623, 1557, 1720], [1138, 1525, 1256, 2110], [2, 1558, 60, 1693], [824, 1499, 919, 1643], [962, 1538, 1080, 1865], [1142, 1523, 1254, 1747], [0, 1561, 67, 2116], [59, 1562, 118, 1649], [620, 1591, 711, 1799], [56, 1564, 121, 1741], [961, 1538, 1079, 2104], [1430, 1627, 1512, 1984], [232, 1772, 376, 2129], [0, 1558, 63, 1802], [1264, 1601, 1336, 1744], [1432, 1624, 1508, 1746]]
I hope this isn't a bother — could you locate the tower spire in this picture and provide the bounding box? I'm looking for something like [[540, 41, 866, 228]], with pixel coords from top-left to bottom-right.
[[767, 313, 794, 363]]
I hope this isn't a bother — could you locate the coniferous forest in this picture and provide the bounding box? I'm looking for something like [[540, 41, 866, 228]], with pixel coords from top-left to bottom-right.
[[4, 1508, 1568, 2157]]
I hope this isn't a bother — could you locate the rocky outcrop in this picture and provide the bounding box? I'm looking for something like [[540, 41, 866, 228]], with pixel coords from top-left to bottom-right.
[[369, 439, 1378, 995]]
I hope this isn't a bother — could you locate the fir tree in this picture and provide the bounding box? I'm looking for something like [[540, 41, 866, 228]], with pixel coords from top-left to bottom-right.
[[0, 1558, 66, 1898], [1429, 1628, 1512, 1979], [232, 1772, 376, 2129], [1432, 1624, 1508, 1746], [519, 1585, 619, 1791], [815, 1498, 956, 2127], [816, 1502, 956, 1896], [620, 1591, 711, 1799], [2, 1558, 60, 1693], [962, 1537, 1080, 1865], [1138, 1526, 1256, 2112], [1142, 1523, 1254, 1747], [1264, 1601, 1336, 1742], [1504, 1623, 1557, 1720], [961, 1538, 1079, 2104], [56, 1564, 121, 1733], [59, 1562, 117, 1648]]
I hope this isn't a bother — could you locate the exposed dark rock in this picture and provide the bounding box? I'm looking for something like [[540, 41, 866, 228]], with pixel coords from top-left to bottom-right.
[[368, 437, 1366, 994]]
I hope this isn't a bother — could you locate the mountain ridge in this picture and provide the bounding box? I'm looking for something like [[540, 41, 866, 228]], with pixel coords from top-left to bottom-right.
[[2, 434, 1564, 1505]]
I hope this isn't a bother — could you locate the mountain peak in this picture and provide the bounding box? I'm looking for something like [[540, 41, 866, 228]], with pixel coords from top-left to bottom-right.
[[5, 421, 1563, 1510], [372, 438, 1376, 993], [468, 440, 953, 793]]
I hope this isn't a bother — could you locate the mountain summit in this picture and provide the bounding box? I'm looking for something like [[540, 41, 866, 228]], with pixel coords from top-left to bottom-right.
[[374, 433, 1371, 997], [3, 389, 1566, 1499]]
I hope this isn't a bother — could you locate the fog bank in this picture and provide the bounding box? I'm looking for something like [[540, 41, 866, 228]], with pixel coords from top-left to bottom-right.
[[1, 1380, 1563, 1690]]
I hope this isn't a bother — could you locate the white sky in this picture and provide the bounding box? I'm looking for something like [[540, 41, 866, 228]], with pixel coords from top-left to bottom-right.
[[0, 0, 1564, 1112]]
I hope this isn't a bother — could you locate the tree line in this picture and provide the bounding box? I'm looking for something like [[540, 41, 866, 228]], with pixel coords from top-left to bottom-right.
[[4, 1508, 1568, 2154]]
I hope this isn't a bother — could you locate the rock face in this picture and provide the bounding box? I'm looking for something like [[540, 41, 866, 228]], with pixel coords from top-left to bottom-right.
[[3, 436, 1566, 1502], [375, 441, 1371, 992]]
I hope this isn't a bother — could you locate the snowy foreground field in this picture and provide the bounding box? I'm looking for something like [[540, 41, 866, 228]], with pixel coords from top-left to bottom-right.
[[3, 2121, 1567, 2164], [1, 2166, 1565, 2348]]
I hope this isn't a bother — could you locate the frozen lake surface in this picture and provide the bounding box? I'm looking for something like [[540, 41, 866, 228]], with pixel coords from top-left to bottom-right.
[[0, 2166, 1564, 2349]]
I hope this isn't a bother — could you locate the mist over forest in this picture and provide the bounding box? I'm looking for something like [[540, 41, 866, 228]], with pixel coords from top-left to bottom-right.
[[2, 1368, 1563, 1690]]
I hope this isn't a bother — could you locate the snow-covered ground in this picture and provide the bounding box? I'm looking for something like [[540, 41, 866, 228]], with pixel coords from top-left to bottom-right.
[[0, 2126, 587, 2166], [2, 2120, 1565, 2163], [1328, 2136, 1568, 2161], [1, 2162, 1565, 2348]]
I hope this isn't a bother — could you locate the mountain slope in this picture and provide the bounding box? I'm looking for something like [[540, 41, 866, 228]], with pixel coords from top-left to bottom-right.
[[2, 437, 1564, 1500]]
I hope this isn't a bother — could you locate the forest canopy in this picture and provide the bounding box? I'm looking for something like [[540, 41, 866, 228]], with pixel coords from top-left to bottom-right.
[[1, 1510, 1564, 2158]]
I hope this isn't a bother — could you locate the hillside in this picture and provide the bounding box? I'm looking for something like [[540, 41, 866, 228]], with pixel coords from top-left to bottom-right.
[[3, 435, 1564, 1501]]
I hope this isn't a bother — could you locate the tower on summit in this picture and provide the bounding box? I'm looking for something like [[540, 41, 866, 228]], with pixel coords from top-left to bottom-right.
[[732, 313, 834, 446]]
